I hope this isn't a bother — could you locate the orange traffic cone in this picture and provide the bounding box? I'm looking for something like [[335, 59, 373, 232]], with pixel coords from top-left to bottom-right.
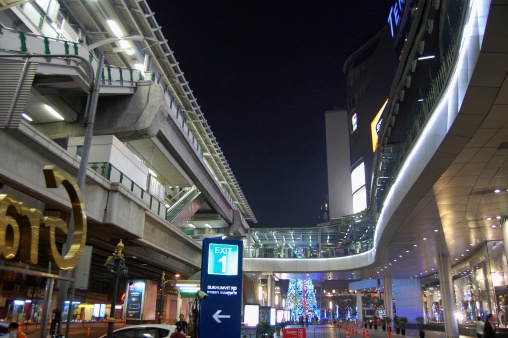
[[365, 328, 370, 338], [362, 328, 366, 337], [355, 325, 358, 335], [347, 332, 351, 338]]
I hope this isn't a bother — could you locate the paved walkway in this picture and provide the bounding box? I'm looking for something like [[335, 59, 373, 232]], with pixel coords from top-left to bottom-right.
[[18, 322, 478, 338], [281, 325, 475, 338]]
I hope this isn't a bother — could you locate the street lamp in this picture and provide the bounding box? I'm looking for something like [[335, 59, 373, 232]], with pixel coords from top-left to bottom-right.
[[104, 239, 129, 338], [158, 272, 177, 324]]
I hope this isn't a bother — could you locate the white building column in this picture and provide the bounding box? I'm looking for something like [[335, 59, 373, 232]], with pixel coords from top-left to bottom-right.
[[257, 277, 264, 306], [247, 231, 252, 258], [383, 275, 393, 328], [176, 290, 182, 318], [502, 218, 508, 262], [267, 275, 274, 307], [357, 291, 363, 324], [438, 254, 459, 338]]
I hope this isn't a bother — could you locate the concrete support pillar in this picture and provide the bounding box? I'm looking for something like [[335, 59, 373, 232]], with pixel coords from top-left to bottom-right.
[[257, 277, 263, 306], [357, 291, 363, 324], [383, 275, 393, 328], [267, 275, 274, 307], [438, 254, 459, 338], [318, 228, 322, 258], [502, 218, 508, 263], [176, 290, 182, 319], [247, 230, 252, 258]]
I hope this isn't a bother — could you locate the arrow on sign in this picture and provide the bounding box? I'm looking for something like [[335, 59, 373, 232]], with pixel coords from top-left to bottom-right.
[[212, 309, 231, 323]]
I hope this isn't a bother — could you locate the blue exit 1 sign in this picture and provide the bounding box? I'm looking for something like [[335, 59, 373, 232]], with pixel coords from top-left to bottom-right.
[[208, 243, 239, 275], [200, 238, 243, 338]]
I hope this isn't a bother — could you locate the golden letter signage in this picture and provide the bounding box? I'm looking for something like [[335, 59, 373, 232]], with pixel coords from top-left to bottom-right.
[[0, 165, 87, 270]]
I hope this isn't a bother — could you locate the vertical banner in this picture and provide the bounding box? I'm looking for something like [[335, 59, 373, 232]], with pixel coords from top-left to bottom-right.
[[199, 238, 243, 338]]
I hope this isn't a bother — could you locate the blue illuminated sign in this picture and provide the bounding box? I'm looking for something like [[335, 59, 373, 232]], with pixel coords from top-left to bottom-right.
[[388, 0, 406, 37], [208, 243, 239, 275], [199, 238, 243, 338]]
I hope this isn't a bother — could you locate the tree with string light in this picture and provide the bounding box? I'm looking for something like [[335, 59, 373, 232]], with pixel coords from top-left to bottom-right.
[[284, 278, 320, 324]]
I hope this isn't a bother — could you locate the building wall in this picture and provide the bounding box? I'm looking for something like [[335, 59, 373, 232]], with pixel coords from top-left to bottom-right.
[[392, 279, 423, 322], [325, 110, 353, 218], [68, 135, 149, 189], [344, 26, 398, 212]]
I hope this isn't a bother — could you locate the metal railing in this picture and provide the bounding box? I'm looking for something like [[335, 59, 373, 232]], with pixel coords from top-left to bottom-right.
[[89, 162, 169, 219]]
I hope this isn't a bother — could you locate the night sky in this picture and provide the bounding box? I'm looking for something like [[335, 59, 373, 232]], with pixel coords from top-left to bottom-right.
[[146, 1, 395, 228]]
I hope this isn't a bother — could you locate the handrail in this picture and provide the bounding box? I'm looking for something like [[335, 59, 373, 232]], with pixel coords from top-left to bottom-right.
[[89, 162, 169, 219]]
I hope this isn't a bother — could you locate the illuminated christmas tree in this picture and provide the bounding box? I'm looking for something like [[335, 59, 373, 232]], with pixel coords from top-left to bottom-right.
[[285, 278, 320, 322]]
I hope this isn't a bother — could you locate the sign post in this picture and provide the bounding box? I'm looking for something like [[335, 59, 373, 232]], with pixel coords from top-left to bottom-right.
[[199, 238, 243, 338]]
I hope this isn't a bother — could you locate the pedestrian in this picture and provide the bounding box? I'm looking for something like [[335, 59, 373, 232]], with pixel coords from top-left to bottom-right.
[[170, 324, 186, 338], [176, 314, 188, 334], [475, 316, 485, 338], [187, 314, 195, 338], [8, 322, 26, 338], [484, 313, 497, 338]]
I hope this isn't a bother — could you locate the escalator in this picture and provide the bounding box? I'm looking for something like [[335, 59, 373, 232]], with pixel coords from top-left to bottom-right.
[[165, 186, 202, 223]]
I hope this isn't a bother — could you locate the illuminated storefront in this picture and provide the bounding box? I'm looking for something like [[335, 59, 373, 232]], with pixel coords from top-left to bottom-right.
[[421, 241, 508, 324]]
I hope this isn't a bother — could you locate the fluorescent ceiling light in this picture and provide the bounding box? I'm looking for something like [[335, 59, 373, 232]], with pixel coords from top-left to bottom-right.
[[107, 20, 124, 38], [44, 104, 64, 121], [21, 113, 32, 122], [118, 40, 134, 55], [175, 280, 200, 292], [119, 40, 130, 49], [148, 168, 157, 177], [418, 55, 435, 60]]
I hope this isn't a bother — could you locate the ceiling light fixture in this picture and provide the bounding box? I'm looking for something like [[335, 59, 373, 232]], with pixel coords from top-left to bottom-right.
[[107, 19, 124, 38], [44, 104, 64, 120], [21, 113, 32, 122]]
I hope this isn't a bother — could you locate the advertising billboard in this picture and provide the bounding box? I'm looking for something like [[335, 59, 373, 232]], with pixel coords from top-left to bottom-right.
[[371, 99, 389, 152], [125, 280, 146, 320], [244, 304, 260, 327]]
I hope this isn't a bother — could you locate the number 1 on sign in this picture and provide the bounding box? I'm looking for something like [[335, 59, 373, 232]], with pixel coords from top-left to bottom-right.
[[218, 255, 226, 272]]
